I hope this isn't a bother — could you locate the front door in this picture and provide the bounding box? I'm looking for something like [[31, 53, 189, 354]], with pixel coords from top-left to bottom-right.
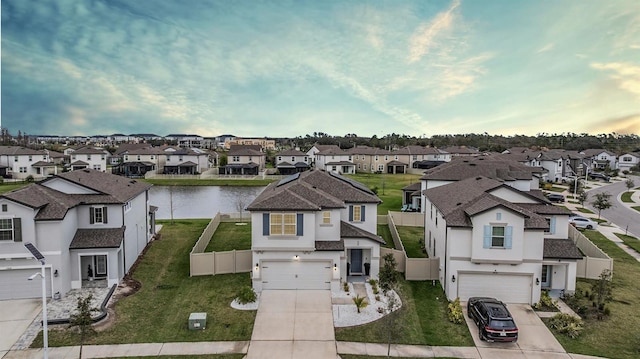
[[541, 265, 551, 288], [351, 249, 363, 275]]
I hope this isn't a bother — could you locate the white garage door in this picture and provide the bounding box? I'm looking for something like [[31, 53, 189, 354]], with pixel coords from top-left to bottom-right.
[[458, 273, 532, 303], [261, 261, 331, 290], [0, 268, 52, 300]]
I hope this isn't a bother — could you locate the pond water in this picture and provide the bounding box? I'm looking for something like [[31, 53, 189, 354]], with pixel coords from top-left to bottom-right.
[[149, 185, 265, 219]]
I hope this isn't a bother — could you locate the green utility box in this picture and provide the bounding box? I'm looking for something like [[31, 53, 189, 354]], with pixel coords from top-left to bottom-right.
[[188, 312, 207, 330]]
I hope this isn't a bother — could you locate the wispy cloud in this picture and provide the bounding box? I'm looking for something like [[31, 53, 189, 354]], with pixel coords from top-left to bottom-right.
[[589, 113, 640, 135], [407, 0, 460, 64], [591, 62, 640, 99], [536, 43, 554, 54]]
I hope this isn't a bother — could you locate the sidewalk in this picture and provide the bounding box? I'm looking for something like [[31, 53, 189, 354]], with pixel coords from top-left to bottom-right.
[[3, 341, 610, 359]]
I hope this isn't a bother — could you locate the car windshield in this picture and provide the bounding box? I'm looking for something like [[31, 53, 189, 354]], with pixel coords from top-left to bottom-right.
[[489, 319, 516, 329]]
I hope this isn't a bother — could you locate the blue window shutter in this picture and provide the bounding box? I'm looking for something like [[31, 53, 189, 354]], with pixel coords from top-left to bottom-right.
[[483, 225, 491, 248], [90, 207, 95, 224], [296, 213, 304, 236], [262, 213, 269, 236], [550, 217, 556, 234], [505, 226, 513, 249], [361, 205, 365, 222], [349, 205, 353, 221], [103, 206, 108, 224]]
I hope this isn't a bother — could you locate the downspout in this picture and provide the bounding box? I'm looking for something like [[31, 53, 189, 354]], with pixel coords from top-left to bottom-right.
[[122, 204, 127, 277], [444, 225, 448, 295]]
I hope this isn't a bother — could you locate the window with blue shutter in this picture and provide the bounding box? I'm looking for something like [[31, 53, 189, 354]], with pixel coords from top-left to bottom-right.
[[483, 225, 491, 248], [349, 205, 353, 221], [360, 205, 365, 222], [296, 213, 304, 236], [549, 217, 556, 234], [504, 226, 513, 249], [262, 213, 270, 235]]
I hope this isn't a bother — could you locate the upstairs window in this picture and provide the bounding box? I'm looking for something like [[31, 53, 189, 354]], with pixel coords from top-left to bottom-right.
[[14, 156, 18, 162], [545, 217, 557, 234], [263, 213, 303, 236], [28, 156, 32, 162], [483, 225, 513, 249], [322, 211, 331, 224], [349, 205, 366, 222], [88, 155, 92, 160], [0, 218, 21, 242], [90, 206, 108, 224]]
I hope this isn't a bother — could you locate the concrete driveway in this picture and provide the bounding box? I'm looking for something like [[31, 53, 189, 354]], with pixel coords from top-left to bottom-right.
[[0, 299, 41, 357], [464, 303, 570, 359], [246, 290, 337, 359]]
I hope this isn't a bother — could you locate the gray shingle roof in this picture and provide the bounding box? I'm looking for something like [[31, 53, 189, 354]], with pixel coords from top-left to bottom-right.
[[2, 169, 152, 220], [70, 227, 125, 249], [247, 170, 380, 211], [315, 239, 345, 251], [424, 176, 550, 229], [277, 149, 307, 156], [340, 221, 385, 244], [421, 157, 544, 181], [544, 238, 583, 259]]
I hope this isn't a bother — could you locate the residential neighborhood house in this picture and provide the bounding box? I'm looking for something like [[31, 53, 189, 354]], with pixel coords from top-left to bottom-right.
[[0, 169, 155, 300], [247, 170, 384, 292]]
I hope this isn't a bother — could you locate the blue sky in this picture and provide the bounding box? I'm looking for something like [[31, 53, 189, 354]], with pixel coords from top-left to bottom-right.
[[2, 0, 639, 138]]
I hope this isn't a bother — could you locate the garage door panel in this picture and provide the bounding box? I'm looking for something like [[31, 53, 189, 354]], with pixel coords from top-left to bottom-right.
[[0, 269, 52, 300], [262, 261, 331, 290], [458, 273, 532, 303]]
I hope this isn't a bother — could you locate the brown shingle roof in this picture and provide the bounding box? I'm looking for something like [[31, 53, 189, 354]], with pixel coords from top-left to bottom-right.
[[544, 238, 583, 259], [315, 239, 345, 251], [70, 227, 125, 249], [340, 221, 385, 244], [247, 170, 379, 211], [420, 157, 544, 181]]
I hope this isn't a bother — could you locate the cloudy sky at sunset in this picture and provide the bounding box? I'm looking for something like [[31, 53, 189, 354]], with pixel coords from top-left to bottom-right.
[[2, 0, 639, 138]]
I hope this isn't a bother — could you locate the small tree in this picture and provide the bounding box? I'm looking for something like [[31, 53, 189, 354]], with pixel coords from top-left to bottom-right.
[[591, 192, 612, 219], [577, 190, 588, 208], [625, 178, 635, 193], [592, 269, 613, 320], [68, 294, 99, 359], [352, 295, 368, 313], [378, 253, 399, 293]]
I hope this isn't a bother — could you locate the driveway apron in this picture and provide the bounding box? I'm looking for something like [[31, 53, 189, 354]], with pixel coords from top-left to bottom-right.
[[246, 290, 336, 359], [464, 303, 570, 359], [0, 299, 41, 356]]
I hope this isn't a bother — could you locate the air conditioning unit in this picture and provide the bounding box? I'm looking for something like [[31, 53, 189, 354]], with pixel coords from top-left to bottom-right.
[[188, 312, 207, 330]]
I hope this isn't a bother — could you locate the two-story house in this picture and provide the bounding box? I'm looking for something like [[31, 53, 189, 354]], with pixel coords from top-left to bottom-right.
[[418, 157, 546, 213], [160, 146, 210, 175], [247, 170, 384, 292], [0, 146, 57, 180], [313, 146, 355, 174], [424, 176, 581, 304], [113, 146, 163, 177], [395, 145, 451, 171], [275, 149, 311, 175], [0, 169, 155, 300], [582, 149, 617, 171], [219, 145, 266, 175], [68, 146, 109, 172], [617, 152, 640, 172]]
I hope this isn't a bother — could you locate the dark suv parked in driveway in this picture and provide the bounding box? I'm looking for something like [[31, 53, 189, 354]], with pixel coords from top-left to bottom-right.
[[589, 172, 610, 182], [467, 297, 518, 342], [546, 193, 565, 203]]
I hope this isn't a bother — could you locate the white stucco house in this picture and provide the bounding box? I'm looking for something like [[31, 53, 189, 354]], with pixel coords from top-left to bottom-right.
[[0, 169, 156, 300], [68, 146, 109, 172], [424, 176, 581, 304], [247, 170, 384, 292], [617, 152, 640, 172], [275, 149, 311, 175], [0, 146, 57, 180]]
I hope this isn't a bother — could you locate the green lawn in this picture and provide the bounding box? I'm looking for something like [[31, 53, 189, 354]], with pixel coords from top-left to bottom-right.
[[632, 206, 640, 213], [548, 231, 640, 359], [0, 182, 30, 194], [335, 280, 473, 346], [621, 191, 634, 203], [397, 226, 426, 258], [36, 219, 256, 347], [377, 224, 396, 249], [143, 178, 274, 187], [576, 207, 594, 214], [615, 233, 640, 254], [204, 222, 252, 252], [346, 173, 422, 215]]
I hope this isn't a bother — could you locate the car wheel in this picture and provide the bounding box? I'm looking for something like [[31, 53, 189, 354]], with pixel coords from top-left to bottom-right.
[[478, 327, 485, 341], [587, 225, 593, 229]]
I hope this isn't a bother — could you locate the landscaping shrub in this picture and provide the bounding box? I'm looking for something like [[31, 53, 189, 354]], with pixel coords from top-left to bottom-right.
[[343, 281, 350, 292], [235, 285, 257, 304], [353, 295, 368, 313], [533, 290, 558, 311], [549, 313, 584, 338], [447, 297, 464, 324]]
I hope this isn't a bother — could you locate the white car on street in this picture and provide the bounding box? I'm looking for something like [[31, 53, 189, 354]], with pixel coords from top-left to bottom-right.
[[569, 216, 598, 230]]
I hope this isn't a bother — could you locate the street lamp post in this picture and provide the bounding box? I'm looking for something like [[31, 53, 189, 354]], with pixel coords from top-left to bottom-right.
[[24, 242, 48, 359]]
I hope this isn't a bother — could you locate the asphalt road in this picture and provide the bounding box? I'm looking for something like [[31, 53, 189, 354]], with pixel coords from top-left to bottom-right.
[[583, 175, 640, 238]]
